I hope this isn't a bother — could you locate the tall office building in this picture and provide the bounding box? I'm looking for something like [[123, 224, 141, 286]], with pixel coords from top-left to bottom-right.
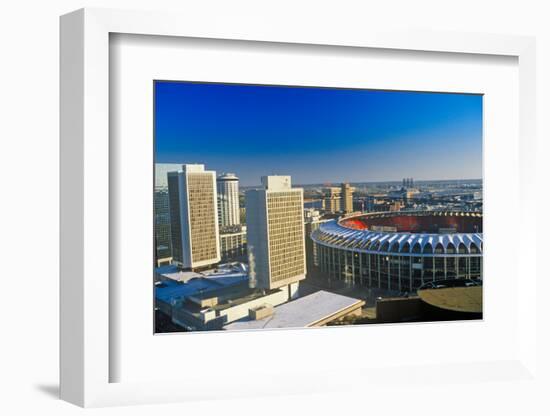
[[341, 182, 355, 214], [154, 187, 172, 266], [167, 164, 220, 270], [217, 173, 240, 227], [246, 176, 306, 292]]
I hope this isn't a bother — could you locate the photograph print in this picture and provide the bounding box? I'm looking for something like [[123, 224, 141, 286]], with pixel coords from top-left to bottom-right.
[[154, 81, 483, 333]]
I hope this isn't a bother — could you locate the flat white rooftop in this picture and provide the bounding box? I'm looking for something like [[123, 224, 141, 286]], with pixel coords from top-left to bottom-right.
[[155, 263, 248, 283], [224, 290, 364, 330]]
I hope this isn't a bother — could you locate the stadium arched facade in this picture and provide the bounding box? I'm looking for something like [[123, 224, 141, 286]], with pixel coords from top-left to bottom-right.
[[310, 211, 483, 292]]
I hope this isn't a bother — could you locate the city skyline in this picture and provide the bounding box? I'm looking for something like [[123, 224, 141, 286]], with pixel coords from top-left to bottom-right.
[[154, 81, 483, 333], [155, 81, 483, 186], [154, 162, 482, 189]]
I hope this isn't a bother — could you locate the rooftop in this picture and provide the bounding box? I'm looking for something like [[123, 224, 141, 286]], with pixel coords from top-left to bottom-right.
[[418, 286, 482, 313], [340, 211, 482, 233], [155, 264, 249, 304], [312, 212, 483, 255], [155, 263, 248, 283], [224, 290, 364, 330]]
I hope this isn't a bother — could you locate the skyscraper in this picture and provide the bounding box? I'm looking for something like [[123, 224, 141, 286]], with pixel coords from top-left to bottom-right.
[[167, 164, 220, 270], [341, 182, 355, 214], [216, 173, 240, 227], [246, 176, 306, 293]]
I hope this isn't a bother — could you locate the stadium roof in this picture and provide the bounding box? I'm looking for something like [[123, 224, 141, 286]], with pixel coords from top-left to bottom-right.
[[312, 213, 483, 255]]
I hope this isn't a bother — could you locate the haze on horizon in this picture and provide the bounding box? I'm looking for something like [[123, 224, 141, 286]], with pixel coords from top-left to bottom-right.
[[155, 81, 483, 187]]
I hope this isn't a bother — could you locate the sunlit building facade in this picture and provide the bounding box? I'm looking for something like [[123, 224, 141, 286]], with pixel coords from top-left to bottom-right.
[[168, 164, 220, 270], [217, 173, 240, 227], [341, 182, 355, 214], [246, 176, 306, 291]]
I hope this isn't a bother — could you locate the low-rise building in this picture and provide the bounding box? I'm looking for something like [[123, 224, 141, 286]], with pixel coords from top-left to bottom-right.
[[219, 225, 247, 262], [224, 290, 365, 330]]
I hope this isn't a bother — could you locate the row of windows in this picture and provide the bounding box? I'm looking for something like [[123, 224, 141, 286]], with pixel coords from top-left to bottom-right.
[[187, 174, 218, 262], [266, 193, 305, 282], [316, 244, 482, 290]]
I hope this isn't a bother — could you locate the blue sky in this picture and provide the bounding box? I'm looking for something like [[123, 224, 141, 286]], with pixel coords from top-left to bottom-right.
[[155, 81, 482, 186]]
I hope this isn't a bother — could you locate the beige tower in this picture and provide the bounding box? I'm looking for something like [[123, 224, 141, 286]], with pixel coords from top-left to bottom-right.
[[341, 182, 355, 214], [168, 164, 220, 270], [246, 176, 306, 291]]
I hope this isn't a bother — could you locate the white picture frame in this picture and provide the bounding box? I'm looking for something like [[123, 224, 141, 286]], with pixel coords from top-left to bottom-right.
[[60, 7, 538, 408]]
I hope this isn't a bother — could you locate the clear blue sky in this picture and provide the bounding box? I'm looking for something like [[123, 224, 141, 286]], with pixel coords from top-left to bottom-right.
[[155, 81, 482, 186]]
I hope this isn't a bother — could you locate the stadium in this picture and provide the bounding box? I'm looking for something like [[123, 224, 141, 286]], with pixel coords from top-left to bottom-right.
[[310, 211, 483, 292]]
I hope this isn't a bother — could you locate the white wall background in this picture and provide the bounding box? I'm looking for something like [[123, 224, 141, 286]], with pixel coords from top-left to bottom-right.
[[0, 0, 548, 414]]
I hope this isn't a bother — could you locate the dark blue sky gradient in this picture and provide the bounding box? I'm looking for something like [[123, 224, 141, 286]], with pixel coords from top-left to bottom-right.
[[155, 81, 482, 186]]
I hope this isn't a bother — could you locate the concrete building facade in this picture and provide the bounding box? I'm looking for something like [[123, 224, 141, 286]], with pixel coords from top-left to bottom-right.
[[304, 209, 330, 277], [168, 164, 220, 270], [246, 175, 306, 291], [216, 172, 240, 227], [219, 225, 247, 262]]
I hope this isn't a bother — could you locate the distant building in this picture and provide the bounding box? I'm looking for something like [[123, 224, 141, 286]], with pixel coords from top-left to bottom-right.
[[389, 200, 403, 211], [341, 182, 355, 214], [154, 187, 172, 266], [239, 207, 246, 224], [304, 209, 330, 275], [155, 163, 185, 187], [304, 207, 321, 223], [389, 187, 419, 201], [246, 175, 306, 294], [216, 173, 240, 227], [402, 177, 414, 188], [219, 225, 247, 262], [168, 164, 220, 270], [323, 187, 341, 213]]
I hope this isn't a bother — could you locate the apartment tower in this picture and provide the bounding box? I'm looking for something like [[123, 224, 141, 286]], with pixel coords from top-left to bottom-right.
[[246, 176, 306, 293], [167, 164, 220, 270], [216, 173, 240, 227]]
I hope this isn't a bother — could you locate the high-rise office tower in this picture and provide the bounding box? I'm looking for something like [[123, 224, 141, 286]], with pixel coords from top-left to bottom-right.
[[216, 173, 240, 227], [167, 164, 220, 270], [341, 182, 355, 214], [154, 187, 172, 266], [246, 176, 306, 292]]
